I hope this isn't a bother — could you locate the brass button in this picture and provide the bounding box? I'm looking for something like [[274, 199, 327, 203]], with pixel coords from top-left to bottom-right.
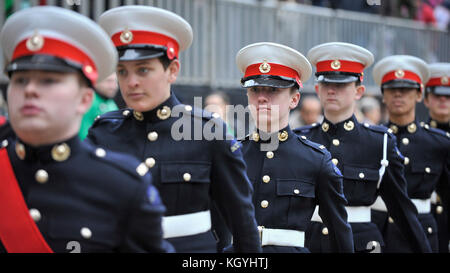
[[321, 122, 329, 132], [359, 172, 365, 179], [293, 189, 300, 195], [344, 120, 354, 131], [252, 132, 260, 142], [136, 163, 149, 176], [15, 142, 26, 160], [81, 227, 92, 239], [402, 138, 409, 145], [332, 158, 339, 165], [404, 157, 410, 165], [427, 227, 433, 234], [407, 123, 417, 133], [145, 157, 156, 168], [35, 169, 49, 184], [388, 217, 394, 223], [29, 208, 41, 222], [122, 110, 130, 116], [332, 139, 340, 146], [1, 139, 8, 148], [278, 130, 288, 142], [157, 106, 171, 120], [266, 151, 274, 159], [133, 111, 144, 121], [262, 175, 270, 183], [51, 143, 71, 162], [389, 125, 398, 134], [436, 206, 443, 214], [183, 173, 191, 182], [95, 148, 106, 158], [147, 131, 158, 142], [261, 200, 269, 208], [425, 167, 431, 173], [322, 227, 329, 235]]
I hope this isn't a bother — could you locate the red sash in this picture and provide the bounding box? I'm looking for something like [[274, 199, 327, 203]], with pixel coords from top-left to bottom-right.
[[0, 148, 53, 253]]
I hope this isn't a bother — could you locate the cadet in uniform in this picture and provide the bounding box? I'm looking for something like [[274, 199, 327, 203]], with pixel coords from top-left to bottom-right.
[[424, 63, 450, 133], [236, 42, 354, 253], [87, 6, 261, 253], [372, 56, 450, 252], [424, 63, 450, 252], [295, 42, 431, 253], [0, 6, 172, 253]]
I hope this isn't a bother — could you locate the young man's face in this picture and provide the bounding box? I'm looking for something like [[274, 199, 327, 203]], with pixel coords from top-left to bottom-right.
[[247, 86, 299, 132], [315, 81, 363, 115], [424, 93, 450, 121], [382, 87, 422, 117], [7, 70, 92, 145], [116, 58, 179, 112]]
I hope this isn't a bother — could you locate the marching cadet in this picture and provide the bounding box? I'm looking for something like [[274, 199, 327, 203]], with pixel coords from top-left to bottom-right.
[[236, 42, 354, 253], [295, 42, 431, 253], [87, 6, 261, 253], [0, 6, 172, 253], [424, 63, 450, 253], [372, 56, 450, 252]]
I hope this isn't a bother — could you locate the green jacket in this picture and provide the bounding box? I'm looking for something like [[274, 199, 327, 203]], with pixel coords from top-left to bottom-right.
[[79, 92, 118, 140]]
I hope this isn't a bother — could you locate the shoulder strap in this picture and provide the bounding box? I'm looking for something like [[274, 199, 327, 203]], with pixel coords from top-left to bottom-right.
[[0, 148, 53, 253]]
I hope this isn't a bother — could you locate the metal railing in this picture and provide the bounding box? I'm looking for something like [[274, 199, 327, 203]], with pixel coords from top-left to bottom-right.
[[1, 0, 449, 94]]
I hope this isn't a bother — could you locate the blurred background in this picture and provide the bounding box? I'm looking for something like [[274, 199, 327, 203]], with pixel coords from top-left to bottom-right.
[[0, 0, 449, 131]]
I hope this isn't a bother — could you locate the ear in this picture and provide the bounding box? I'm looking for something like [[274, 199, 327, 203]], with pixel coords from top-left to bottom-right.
[[416, 88, 424, 103], [77, 87, 94, 115], [167, 59, 180, 84], [355, 84, 365, 100], [290, 90, 300, 110]]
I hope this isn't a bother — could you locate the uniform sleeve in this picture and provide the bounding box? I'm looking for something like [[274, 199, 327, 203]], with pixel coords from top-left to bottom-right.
[[378, 137, 432, 253], [209, 123, 262, 253], [120, 177, 175, 253], [317, 151, 354, 253]]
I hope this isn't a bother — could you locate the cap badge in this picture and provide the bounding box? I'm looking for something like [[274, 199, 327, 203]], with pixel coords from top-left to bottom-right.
[[120, 28, 133, 44], [441, 76, 449, 85], [259, 60, 271, 73], [395, 69, 405, 79], [26, 30, 44, 52], [331, 60, 341, 70]]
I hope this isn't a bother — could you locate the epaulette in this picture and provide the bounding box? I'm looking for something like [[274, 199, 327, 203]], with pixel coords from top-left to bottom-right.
[[421, 123, 450, 139], [85, 143, 149, 179], [296, 134, 327, 155], [293, 122, 320, 135], [363, 123, 395, 139]]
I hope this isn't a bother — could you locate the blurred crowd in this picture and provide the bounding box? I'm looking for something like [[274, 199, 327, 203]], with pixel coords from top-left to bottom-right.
[[276, 0, 450, 30]]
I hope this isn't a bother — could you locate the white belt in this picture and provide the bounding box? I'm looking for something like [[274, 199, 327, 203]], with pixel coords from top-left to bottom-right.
[[411, 198, 431, 214], [258, 226, 304, 248], [162, 210, 211, 239], [371, 196, 431, 214], [431, 191, 437, 204], [311, 205, 371, 223], [371, 196, 387, 212]]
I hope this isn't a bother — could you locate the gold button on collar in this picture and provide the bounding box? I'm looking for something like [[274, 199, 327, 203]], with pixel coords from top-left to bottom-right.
[[344, 120, 354, 131], [157, 106, 171, 120], [15, 142, 26, 160], [51, 143, 70, 162], [389, 124, 398, 134], [278, 130, 288, 142], [321, 122, 329, 132], [133, 110, 144, 121], [407, 123, 417, 133]]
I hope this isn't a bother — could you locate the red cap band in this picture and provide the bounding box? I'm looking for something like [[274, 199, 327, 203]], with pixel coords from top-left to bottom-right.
[[12, 36, 98, 85], [316, 60, 365, 74], [244, 62, 302, 88], [382, 70, 421, 84], [426, 77, 450, 87], [112, 30, 179, 60]]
